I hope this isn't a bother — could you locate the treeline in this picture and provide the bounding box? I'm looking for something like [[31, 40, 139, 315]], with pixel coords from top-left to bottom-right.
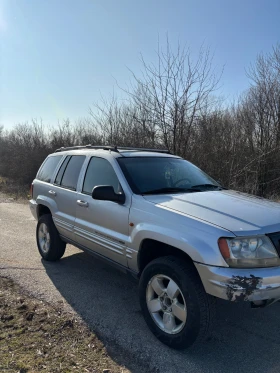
[[0, 42, 280, 197]]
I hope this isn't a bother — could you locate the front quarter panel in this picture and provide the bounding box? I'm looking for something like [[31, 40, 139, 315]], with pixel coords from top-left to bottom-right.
[[128, 195, 233, 272]]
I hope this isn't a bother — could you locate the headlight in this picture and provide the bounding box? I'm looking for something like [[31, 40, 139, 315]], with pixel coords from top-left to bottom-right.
[[218, 236, 280, 268]]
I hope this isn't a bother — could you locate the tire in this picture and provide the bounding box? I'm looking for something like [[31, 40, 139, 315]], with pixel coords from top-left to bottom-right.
[[139, 255, 216, 349], [36, 214, 66, 261]]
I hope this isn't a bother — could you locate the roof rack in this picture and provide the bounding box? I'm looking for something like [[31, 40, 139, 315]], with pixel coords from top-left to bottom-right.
[[54, 145, 170, 154], [117, 147, 170, 154], [55, 145, 117, 153]]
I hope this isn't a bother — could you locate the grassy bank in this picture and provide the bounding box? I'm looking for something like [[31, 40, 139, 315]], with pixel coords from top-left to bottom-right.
[[0, 277, 129, 373], [0, 176, 29, 201]]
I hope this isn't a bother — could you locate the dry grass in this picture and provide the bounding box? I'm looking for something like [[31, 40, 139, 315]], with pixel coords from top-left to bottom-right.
[[0, 176, 29, 201], [0, 277, 130, 373]]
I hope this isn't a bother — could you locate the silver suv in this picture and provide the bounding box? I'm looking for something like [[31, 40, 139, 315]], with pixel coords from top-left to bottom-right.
[[30, 145, 280, 349]]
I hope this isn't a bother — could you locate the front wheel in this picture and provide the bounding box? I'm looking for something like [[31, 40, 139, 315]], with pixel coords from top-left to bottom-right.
[[36, 214, 66, 261], [139, 256, 215, 349]]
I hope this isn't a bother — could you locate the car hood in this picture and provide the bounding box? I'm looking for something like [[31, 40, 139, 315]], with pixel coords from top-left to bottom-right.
[[144, 190, 280, 236]]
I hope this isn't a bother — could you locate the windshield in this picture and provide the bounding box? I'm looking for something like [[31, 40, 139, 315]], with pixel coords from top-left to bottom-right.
[[117, 157, 220, 194]]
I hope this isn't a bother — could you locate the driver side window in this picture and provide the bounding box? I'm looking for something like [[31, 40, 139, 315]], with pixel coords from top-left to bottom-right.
[[83, 157, 121, 195]]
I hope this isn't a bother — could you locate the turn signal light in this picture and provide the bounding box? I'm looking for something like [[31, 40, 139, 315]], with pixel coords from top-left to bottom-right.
[[218, 238, 230, 259]]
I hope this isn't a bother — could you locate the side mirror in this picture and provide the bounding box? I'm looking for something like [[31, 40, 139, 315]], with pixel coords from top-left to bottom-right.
[[92, 185, 125, 204]]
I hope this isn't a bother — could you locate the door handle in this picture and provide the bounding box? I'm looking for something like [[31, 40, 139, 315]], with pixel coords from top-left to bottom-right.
[[48, 190, 56, 196], [77, 200, 89, 207]]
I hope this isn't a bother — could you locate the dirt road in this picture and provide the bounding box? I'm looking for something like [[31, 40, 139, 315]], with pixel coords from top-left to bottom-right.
[[1, 201, 280, 373]]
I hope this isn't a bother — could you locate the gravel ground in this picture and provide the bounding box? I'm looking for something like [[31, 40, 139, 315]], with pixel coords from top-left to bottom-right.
[[1, 201, 280, 373]]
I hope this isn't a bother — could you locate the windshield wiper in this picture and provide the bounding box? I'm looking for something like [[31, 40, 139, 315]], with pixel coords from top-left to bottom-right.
[[142, 187, 201, 195], [142, 184, 227, 195], [191, 183, 227, 190]]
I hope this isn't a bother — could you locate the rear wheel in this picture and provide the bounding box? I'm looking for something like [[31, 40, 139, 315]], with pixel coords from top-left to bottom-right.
[[139, 256, 215, 349], [36, 214, 66, 261]]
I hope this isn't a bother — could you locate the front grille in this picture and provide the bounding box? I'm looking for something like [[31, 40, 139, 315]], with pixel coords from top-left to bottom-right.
[[267, 232, 280, 256]]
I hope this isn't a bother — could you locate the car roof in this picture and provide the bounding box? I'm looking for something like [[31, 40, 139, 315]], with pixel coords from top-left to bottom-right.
[[51, 149, 179, 158]]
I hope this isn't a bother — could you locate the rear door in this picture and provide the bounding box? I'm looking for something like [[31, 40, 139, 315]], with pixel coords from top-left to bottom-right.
[[74, 156, 130, 266], [50, 155, 86, 240]]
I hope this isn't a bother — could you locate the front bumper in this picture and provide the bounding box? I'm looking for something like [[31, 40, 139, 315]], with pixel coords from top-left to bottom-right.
[[195, 263, 280, 302]]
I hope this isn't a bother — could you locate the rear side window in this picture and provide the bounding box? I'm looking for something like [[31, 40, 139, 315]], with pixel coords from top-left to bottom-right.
[[54, 156, 71, 185], [83, 157, 121, 194], [37, 156, 63, 183], [60, 155, 86, 190]]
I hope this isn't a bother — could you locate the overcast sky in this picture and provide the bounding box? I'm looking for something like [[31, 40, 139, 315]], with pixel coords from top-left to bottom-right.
[[0, 0, 279, 128]]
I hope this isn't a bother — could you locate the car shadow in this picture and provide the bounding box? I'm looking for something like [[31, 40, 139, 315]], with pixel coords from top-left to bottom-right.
[[42, 249, 280, 373]]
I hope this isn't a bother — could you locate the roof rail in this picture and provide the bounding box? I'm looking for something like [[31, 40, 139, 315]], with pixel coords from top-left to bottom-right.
[[117, 147, 170, 154], [54, 145, 170, 154], [54, 145, 118, 153]]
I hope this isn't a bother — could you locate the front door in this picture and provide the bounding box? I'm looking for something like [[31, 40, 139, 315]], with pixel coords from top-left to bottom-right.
[[74, 156, 130, 266]]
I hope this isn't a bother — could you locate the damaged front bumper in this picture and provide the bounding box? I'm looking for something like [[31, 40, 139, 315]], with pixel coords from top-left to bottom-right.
[[195, 263, 280, 303]]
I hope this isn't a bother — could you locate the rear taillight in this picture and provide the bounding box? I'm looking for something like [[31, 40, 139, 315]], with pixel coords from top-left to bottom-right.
[[30, 183, 34, 199]]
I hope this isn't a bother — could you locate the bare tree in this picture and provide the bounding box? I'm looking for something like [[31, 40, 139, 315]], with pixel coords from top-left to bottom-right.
[[90, 94, 158, 147], [122, 39, 222, 156], [271, 44, 280, 73], [2, 42, 280, 199]]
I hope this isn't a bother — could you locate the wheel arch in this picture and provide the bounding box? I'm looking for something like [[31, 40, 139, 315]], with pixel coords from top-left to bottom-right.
[[37, 204, 52, 218], [138, 239, 194, 274], [35, 194, 58, 219]]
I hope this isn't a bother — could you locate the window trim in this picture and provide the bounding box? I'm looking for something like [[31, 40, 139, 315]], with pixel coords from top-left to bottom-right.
[[81, 156, 122, 196]]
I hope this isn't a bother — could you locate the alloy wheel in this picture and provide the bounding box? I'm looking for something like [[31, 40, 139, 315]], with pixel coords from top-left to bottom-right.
[[146, 274, 187, 334], [38, 223, 51, 254]]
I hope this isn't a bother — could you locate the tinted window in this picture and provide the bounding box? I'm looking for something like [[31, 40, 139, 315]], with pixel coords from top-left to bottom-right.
[[61, 156, 86, 190], [37, 155, 63, 183], [54, 156, 71, 185], [118, 157, 219, 194], [83, 157, 121, 194]]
